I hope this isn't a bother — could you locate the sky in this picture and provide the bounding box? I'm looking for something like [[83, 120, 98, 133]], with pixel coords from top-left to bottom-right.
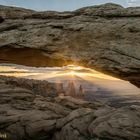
[[0, 0, 140, 11]]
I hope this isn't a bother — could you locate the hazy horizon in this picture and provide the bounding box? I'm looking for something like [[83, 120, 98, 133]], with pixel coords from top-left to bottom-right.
[[0, 64, 140, 107], [0, 0, 140, 11]]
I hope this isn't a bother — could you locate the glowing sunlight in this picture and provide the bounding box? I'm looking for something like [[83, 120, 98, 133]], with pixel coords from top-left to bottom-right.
[[0, 64, 140, 96], [0, 64, 121, 80]]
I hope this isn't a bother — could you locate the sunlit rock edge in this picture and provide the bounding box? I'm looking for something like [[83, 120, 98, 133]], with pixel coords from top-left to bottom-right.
[[0, 3, 139, 87]]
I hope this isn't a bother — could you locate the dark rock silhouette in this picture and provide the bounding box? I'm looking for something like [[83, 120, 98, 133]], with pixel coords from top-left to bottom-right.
[[0, 16, 4, 23], [66, 81, 76, 97], [65, 82, 84, 98], [78, 85, 84, 96]]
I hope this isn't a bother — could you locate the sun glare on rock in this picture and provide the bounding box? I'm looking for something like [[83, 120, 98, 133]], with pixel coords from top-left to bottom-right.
[[67, 65, 84, 71], [67, 71, 78, 76], [0, 64, 120, 81]]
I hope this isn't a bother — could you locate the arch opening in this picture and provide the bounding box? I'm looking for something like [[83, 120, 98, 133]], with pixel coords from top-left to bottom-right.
[[0, 63, 140, 108]]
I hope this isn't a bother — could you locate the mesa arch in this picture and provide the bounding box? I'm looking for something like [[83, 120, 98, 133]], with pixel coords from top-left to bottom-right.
[[0, 3, 140, 87]]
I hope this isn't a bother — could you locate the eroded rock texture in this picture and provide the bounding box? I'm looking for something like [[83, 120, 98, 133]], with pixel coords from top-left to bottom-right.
[[0, 76, 140, 140], [0, 3, 140, 85], [0, 76, 64, 97]]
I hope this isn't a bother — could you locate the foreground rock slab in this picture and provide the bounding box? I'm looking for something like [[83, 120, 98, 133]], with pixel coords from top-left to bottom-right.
[[0, 77, 140, 140]]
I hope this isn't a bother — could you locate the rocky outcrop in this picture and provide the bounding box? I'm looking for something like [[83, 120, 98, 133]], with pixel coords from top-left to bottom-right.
[[0, 76, 64, 97], [0, 76, 140, 140], [0, 3, 140, 86]]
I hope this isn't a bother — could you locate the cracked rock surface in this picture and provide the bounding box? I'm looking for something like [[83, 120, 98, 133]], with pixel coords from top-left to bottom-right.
[[0, 76, 140, 140], [0, 3, 140, 87]]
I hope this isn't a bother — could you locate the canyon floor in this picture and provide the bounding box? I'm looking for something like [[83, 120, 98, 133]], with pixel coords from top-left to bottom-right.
[[0, 65, 140, 140]]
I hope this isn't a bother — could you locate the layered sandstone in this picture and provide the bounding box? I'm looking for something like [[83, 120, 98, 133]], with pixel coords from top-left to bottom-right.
[[0, 76, 140, 140], [0, 3, 140, 84]]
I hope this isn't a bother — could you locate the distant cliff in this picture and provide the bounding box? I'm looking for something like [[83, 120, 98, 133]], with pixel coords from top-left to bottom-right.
[[0, 76, 64, 97], [0, 3, 140, 87]]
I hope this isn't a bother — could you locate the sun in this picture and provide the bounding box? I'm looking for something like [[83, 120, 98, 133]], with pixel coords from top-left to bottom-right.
[[67, 71, 77, 76], [67, 65, 83, 70]]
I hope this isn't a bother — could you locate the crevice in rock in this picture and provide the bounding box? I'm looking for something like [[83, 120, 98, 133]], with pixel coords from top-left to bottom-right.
[[0, 23, 23, 32], [99, 57, 121, 65], [0, 16, 4, 23], [111, 49, 140, 61], [70, 124, 91, 140]]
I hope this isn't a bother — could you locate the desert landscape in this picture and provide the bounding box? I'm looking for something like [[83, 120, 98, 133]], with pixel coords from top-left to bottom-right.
[[0, 2, 140, 140]]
